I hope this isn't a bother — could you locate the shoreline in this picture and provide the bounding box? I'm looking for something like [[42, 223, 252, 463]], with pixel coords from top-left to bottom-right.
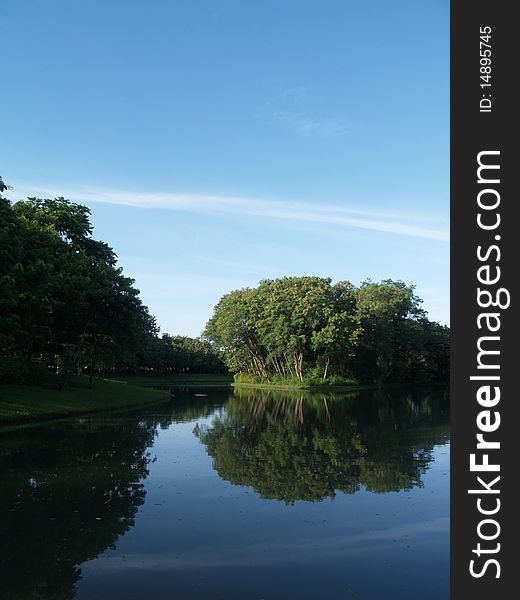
[[0, 373, 448, 426], [0, 377, 170, 425], [232, 380, 448, 392]]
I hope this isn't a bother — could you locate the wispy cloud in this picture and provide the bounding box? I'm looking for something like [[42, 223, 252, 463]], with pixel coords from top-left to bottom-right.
[[257, 85, 354, 138], [12, 184, 449, 242], [258, 110, 353, 138]]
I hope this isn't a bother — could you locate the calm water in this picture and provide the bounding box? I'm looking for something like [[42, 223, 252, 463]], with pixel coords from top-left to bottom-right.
[[0, 386, 450, 599]]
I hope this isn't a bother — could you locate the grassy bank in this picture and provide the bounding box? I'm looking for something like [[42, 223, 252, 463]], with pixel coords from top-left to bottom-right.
[[231, 374, 447, 392], [231, 381, 377, 392], [0, 376, 170, 422], [231, 373, 363, 392]]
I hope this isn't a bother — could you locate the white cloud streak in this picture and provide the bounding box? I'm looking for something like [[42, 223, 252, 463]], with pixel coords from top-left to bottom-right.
[[12, 184, 449, 242], [258, 110, 354, 138]]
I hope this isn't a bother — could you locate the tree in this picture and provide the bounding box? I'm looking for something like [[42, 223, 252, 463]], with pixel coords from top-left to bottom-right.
[[204, 288, 270, 377], [0, 182, 160, 386], [353, 279, 428, 383]]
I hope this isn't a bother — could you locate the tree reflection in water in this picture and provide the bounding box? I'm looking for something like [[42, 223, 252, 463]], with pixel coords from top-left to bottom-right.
[[0, 417, 159, 600], [196, 387, 449, 503], [0, 394, 225, 600]]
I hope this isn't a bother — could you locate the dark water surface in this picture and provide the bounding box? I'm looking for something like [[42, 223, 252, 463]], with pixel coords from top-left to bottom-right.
[[1, 386, 450, 599]]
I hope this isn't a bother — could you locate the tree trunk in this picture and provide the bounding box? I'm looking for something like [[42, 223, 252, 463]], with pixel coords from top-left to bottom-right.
[[284, 353, 294, 378], [293, 351, 304, 381], [323, 357, 330, 380]]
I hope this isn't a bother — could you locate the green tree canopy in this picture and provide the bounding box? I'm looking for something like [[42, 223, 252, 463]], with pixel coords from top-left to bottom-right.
[[204, 277, 449, 383], [0, 181, 157, 385]]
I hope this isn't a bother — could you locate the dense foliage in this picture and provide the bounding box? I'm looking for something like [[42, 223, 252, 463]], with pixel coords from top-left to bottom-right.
[[204, 276, 449, 383], [0, 178, 224, 385]]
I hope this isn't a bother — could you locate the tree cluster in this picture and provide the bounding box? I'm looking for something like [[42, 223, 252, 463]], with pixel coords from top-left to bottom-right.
[[204, 276, 449, 384], [0, 181, 140, 384]]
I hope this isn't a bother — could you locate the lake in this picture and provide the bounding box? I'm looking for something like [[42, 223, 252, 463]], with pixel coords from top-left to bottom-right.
[[0, 386, 450, 599]]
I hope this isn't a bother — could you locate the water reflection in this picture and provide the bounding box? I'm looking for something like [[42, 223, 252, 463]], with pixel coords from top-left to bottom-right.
[[0, 387, 449, 599], [0, 417, 158, 600], [196, 388, 449, 503]]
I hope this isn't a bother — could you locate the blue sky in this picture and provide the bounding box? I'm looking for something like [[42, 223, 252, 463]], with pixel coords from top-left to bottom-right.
[[1, 0, 449, 336]]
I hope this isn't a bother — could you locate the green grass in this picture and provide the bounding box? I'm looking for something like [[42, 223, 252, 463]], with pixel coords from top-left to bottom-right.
[[0, 376, 170, 422], [231, 380, 444, 392], [231, 381, 372, 392], [231, 373, 365, 391]]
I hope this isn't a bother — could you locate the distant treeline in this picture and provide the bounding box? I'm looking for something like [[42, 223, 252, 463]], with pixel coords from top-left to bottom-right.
[[204, 276, 450, 384], [0, 178, 224, 385], [137, 334, 226, 374]]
